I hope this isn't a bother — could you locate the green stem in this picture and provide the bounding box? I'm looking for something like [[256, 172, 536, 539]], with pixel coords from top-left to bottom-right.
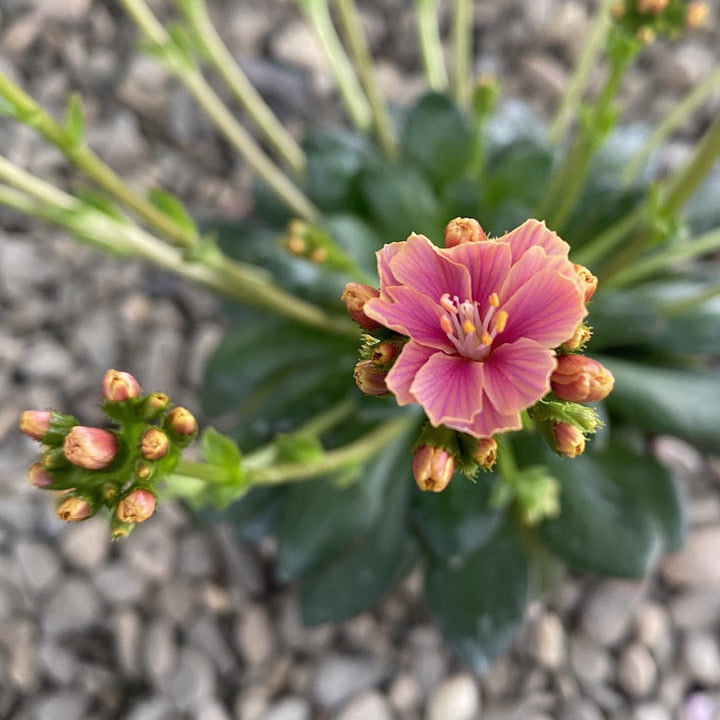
[[0, 70, 196, 249], [622, 65, 720, 184], [571, 204, 644, 268], [606, 226, 720, 288], [175, 0, 306, 175], [174, 458, 228, 484], [495, 434, 519, 481], [416, 0, 449, 92], [661, 282, 720, 317], [548, 0, 614, 143], [334, 0, 398, 158], [118, 0, 319, 221], [246, 413, 414, 485], [0, 156, 356, 338], [298, 0, 372, 131], [451, 0, 473, 108]]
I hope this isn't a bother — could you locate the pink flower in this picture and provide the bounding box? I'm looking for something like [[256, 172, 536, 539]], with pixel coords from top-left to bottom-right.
[[363, 219, 588, 438]]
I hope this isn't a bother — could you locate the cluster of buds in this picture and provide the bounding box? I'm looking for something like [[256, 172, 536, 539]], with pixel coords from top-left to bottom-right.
[[19, 369, 197, 538], [611, 0, 708, 43]]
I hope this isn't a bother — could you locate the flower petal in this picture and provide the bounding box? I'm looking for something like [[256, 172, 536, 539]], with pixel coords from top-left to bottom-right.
[[365, 286, 452, 350], [376, 240, 405, 287], [385, 341, 436, 405], [409, 352, 485, 427], [387, 233, 471, 302], [444, 239, 512, 307], [466, 400, 523, 438], [499, 268, 587, 347], [482, 339, 556, 414], [499, 218, 570, 262]]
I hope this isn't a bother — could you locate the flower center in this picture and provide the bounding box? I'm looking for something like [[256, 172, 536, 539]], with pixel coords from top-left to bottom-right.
[[439, 292, 508, 361]]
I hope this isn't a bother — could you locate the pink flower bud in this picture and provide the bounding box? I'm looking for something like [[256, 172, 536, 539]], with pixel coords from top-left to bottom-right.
[[553, 423, 586, 458], [686, 2, 708, 28], [353, 359, 388, 396], [572, 264, 598, 303], [28, 462, 53, 488], [341, 282, 382, 330], [166, 407, 197, 437], [56, 496, 93, 522], [116, 488, 156, 524], [472, 437, 498, 469], [145, 392, 170, 415], [637, 0, 668, 14], [63, 426, 118, 470], [19, 410, 51, 441], [140, 427, 169, 460], [412, 445, 455, 492], [102, 369, 141, 402], [444, 217, 487, 248], [551, 355, 615, 403]]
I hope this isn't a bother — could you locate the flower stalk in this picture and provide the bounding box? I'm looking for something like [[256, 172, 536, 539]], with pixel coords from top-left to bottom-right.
[[416, 0, 449, 92], [451, 0, 473, 108]]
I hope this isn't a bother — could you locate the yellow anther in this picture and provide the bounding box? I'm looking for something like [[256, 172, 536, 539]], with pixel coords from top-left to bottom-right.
[[440, 315, 454, 334], [495, 310, 508, 333], [481, 332, 492, 346], [462, 320, 476, 334], [488, 292, 499, 308]]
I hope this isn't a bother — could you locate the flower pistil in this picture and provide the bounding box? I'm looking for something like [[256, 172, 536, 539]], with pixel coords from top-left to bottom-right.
[[439, 292, 508, 360]]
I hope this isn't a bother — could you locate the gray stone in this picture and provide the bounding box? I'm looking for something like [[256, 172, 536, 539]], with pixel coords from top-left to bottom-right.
[[178, 531, 217, 579], [15, 539, 61, 594], [196, 699, 233, 720], [41, 576, 103, 635], [30, 691, 91, 720], [312, 653, 389, 709], [144, 618, 177, 691], [123, 520, 177, 582], [530, 611, 566, 670], [559, 699, 604, 720], [113, 609, 142, 676], [261, 696, 311, 720], [94, 562, 148, 604], [125, 696, 176, 720], [662, 527, 720, 587], [22, 336, 75, 380], [36, 639, 79, 684], [633, 702, 672, 720], [682, 631, 720, 686], [235, 603, 276, 666], [426, 674, 481, 720], [59, 514, 110, 570], [617, 643, 657, 699], [117, 56, 171, 117], [406, 625, 449, 695], [387, 672, 422, 713], [3, 618, 38, 690], [670, 588, 720, 629], [169, 647, 217, 712], [570, 633, 613, 686], [581, 580, 647, 646], [336, 691, 394, 720], [188, 613, 237, 675]]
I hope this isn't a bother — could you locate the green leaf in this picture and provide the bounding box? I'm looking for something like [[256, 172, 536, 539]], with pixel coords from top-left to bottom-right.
[[426, 523, 528, 672], [64, 93, 85, 146], [148, 188, 197, 235], [600, 357, 720, 453], [686, 172, 720, 235], [75, 187, 126, 221], [321, 214, 382, 279], [359, 161, 442, 243], [410, 475, 504, 560], [297, 428, 416, 624], [201, 426, 242, 468], [401, 92, 472, 189], [534, 438, 667, 577]]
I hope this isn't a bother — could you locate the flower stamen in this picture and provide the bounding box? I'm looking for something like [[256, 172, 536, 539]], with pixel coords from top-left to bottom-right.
[[439, 291, 508, 360]]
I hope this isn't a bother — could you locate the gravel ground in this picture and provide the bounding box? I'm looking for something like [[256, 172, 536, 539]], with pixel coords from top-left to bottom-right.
[[2, 1, 720, 719]]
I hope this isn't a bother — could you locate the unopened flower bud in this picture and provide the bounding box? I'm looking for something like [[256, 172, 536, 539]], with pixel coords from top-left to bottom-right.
[[371, 342, 399, 367], [444, 217, 487, 248], [102, 369, 141, 402], [136, 463, 153, 480], [140, 427, 169, 460], [573, 264, 598, 302], [309, 246, 328, 263], [412, 445, 455, 492], [561, 324, 593, 352], [553, 423, 586, 458], [63, 426, 118, 470], [353, 359, 388, 396], [56, 496, 93, 522], [116, 488, 156, 524], [636, 25, 656, 44], [144, 392, 170, 418], [637, 0, 668, 14], [551, 355, 615, 403], [472, 437, 498, 469], [686, 2, 708, 27], [28, 462, 53, 488], [611, 1, 625, 19], [341, 282, 382, 330], [166, 407, 197, 437], [19, 410, 51, 441]]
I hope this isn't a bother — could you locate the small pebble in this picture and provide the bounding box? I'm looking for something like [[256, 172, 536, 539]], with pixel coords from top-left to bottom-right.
[[426, 673, 481, 720], [617, 643, 657, 699]]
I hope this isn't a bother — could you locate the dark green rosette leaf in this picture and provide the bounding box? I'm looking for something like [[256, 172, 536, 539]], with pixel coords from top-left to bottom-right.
[[533, 435, 682, 576], [410, 474, 504, 560], [297, 426, 417, 625], [426, 522, 528, 672], [600, 357, 720, 453], [401, 92, 472, 189]]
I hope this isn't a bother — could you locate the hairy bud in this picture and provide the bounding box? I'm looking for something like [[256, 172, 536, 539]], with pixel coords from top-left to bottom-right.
[[56, 496, 93, 522], [19, 410, 51, 441], [412, 445, 455, 492], [353, 359, 388, 396], [140, 427, 169, 461], [166, 407, 197, 437], [472, 437, 498, 470], [553, 423, 586, 458], [573, 264, 598, 302], [116, 488, 156, 524], [102, 369, 141, 402], [28, 462, 53, 488], [341, 282, 382, 330], [63, 426, 118, 470], [444, 217, 487, 248], [551, 355, 615, 403]]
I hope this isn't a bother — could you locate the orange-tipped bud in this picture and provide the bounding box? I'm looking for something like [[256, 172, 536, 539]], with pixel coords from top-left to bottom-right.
[[56, 496, 94, 522], [140, 427, 169, 460], [636, 25, 656, 44], [637, 0, 668, 14], [353, 359, 388, 396], [166, 407, 197, 437], [551, 355, 615, 403], [472, 437, 498, 469], [553, 423, 586, 458], [561, 324, 593, 352], [63, 426, 118, 470], [341, 282, 382, 331], [28, 462, 53, 488], [611, 1, 625, 19], [102, 369, 141, 402], [19, 410, 51, 441], [371, 342, 399, 367], [145, 392, 170, 415], [444, 217, 487, 248], [686, 2, 708, 27], [116, 488, 156, 524], [412, 445, 455, 492], [573, 264, 598, 303]]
